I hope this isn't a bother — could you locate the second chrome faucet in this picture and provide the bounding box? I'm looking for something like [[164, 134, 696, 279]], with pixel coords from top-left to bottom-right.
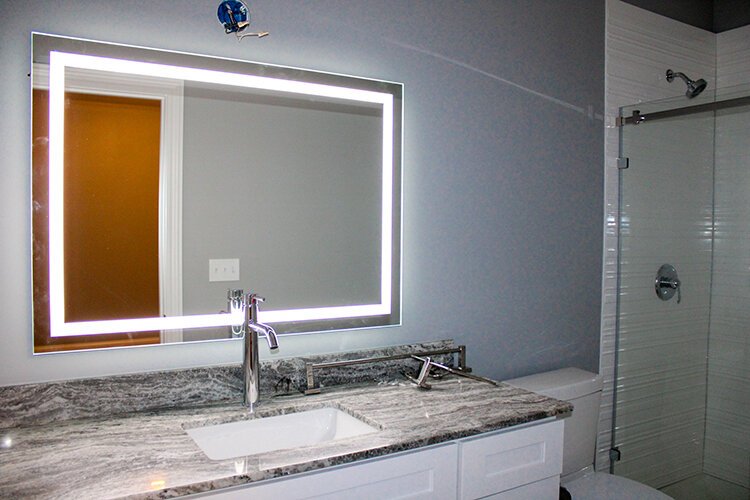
[[243, 293, 279, 408]]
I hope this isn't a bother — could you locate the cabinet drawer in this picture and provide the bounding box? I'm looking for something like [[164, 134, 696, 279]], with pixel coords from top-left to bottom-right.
[[189, 443, 458, 499], [458, 419, 563, 500]]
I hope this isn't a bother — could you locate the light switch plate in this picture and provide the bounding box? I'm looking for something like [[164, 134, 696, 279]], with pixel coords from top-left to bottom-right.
[[209, 258, 240, 282]]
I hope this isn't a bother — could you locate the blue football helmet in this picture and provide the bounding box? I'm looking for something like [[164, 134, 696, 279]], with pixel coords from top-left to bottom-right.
[[218, 0, 250, 34]]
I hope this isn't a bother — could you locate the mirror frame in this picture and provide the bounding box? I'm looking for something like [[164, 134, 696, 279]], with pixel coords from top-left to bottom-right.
[[31, 33, 402, 350]]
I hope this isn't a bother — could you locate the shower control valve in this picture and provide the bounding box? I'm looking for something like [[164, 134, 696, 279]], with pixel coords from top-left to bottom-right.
[[655, 264, 681, 304]]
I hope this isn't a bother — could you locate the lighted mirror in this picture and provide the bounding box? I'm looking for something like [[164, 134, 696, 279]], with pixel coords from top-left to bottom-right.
[[31, 33, 402, 353]]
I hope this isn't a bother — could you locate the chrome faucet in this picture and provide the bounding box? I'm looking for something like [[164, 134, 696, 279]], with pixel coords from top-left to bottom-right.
[[243, 293, 279, 407]]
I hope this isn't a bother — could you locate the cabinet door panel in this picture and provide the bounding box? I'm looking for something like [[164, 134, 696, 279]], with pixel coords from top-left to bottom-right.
[[458, 420, 563, 499]]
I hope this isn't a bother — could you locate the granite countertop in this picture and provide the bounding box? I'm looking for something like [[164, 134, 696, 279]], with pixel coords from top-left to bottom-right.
[[0, 376, 571, 499]]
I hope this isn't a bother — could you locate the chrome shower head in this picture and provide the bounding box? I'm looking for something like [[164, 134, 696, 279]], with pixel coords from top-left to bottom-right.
[[666, 69, 707, 98]]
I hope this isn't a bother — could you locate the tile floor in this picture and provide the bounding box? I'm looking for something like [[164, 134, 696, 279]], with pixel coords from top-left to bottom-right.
[[660, 474, 749, 500]]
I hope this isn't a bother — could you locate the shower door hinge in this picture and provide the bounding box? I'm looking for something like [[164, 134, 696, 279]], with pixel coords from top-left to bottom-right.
[[616, 110, 644, 127], [616, 157, 630, 169], [609, 447, 622, 462]]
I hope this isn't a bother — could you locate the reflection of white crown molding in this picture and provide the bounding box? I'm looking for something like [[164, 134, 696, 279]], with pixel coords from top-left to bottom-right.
[[158, 80, 184, 344], [34, 63, 183, 99], [36, 61, 185, 342]]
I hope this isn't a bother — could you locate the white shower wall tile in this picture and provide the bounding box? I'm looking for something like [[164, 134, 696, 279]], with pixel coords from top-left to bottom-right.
[[705, 31, 750, 485], [601, 0, 716, 479], [717, 25, 750, 88]]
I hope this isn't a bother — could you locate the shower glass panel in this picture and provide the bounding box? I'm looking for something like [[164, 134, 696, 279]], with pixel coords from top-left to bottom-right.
[[615, 86, 750, 496]]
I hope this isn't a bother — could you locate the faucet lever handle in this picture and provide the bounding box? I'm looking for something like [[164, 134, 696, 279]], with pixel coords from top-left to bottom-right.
[[408, 355, 433, 389], [247, 293, 266, 304]]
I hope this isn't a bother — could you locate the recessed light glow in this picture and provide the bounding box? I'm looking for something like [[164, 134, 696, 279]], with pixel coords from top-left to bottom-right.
[[48, 51, 395, 337]]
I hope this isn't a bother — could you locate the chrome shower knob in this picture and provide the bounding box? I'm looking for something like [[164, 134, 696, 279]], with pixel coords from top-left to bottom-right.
[[655, 264, 681, 303]]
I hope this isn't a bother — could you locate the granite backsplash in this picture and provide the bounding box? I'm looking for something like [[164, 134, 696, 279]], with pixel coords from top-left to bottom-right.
[[0, 340, 458, 428]]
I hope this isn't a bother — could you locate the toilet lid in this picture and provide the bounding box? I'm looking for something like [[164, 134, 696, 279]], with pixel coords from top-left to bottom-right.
[[564, 472, 673, 500]]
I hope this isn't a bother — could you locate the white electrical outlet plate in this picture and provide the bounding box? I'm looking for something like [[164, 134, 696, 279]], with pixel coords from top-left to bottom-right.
[[209, 258, 240, 282]]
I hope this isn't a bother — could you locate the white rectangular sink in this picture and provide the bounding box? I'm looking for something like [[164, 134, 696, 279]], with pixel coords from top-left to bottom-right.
[[186, 407, 379, 460]]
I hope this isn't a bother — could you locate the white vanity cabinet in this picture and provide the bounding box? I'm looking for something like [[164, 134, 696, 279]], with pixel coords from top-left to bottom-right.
[[192, 443, 458, 500], [189, 419, 563, 500]]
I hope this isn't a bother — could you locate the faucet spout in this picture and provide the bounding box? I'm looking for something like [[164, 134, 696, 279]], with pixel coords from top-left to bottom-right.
[[243, 293, 279, 408], [264, 324, 279, 350]]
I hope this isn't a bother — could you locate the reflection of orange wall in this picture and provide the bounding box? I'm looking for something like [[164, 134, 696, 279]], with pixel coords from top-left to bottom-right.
[[64, 93, 161, 322], [32, 90, 162, 352]]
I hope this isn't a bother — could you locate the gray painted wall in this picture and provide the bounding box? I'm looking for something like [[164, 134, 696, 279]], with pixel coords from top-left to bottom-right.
[[0, 0, 603, 385]]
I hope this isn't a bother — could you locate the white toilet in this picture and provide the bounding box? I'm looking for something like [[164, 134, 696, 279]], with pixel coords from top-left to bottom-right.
[[507, 368, 672, 499]]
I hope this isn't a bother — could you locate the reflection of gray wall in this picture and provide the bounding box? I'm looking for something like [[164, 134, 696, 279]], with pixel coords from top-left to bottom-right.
[[181, 84, 382, 315], [2, 1, 603, 385]]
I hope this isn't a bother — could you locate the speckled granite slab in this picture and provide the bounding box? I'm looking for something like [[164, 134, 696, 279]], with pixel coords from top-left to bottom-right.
[[0, 376, 571, 499], [0, 340, 455, 429]]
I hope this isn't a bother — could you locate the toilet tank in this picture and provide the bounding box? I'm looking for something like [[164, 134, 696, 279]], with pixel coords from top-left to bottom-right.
[[506, 368, 603, 478]]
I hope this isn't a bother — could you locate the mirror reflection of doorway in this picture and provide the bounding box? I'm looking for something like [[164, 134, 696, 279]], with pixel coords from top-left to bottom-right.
[[33, 89, 162, 351]]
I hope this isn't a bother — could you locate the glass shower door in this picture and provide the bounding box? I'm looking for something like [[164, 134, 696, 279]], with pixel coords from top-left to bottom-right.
[[614, 100, 715, 489], [614, 88, 750, 497]]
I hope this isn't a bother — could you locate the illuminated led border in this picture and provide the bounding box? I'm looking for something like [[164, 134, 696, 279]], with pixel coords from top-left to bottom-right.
[[49, 51, 394, 336]]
